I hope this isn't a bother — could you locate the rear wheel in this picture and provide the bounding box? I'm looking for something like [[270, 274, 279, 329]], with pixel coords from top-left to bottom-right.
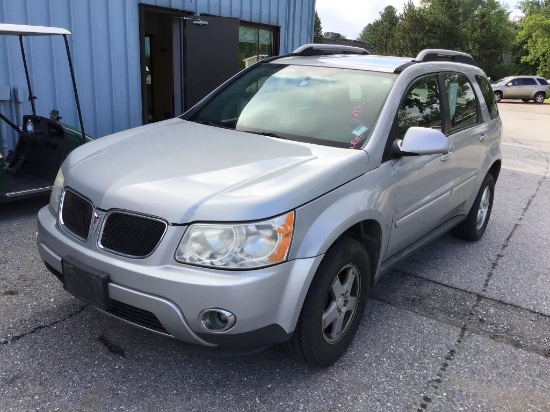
[[534, 92, 546, 104], [494, 91, 503, 102], [285, 237, 371, 366], [451, 174, 495, 241]]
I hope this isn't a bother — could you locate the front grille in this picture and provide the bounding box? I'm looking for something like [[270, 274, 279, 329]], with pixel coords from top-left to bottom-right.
[[61, 189, 93, 240], [100, 212, 166, 258], [108, 300, 169, 335]]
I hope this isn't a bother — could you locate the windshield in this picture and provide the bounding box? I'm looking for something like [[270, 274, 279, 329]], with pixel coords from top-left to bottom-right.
[[495, 77, 512, 85], [188, 63, 396, 149]]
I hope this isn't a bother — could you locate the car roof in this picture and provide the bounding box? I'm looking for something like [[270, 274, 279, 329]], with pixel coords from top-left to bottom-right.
[[0, 23, 71, 36], [271, 54, 414, 73]]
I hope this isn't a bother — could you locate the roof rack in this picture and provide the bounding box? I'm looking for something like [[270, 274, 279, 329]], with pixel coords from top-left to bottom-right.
[[414, 49, 476, 66], [292, 44, 369, 56]]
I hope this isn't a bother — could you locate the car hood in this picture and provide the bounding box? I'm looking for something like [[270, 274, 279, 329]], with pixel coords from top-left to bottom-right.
[[63, 119, 369, 224]]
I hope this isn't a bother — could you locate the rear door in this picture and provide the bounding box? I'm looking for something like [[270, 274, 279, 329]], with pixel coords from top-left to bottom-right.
[[442, 73, 487, 213], [521, 77, 537, 98]]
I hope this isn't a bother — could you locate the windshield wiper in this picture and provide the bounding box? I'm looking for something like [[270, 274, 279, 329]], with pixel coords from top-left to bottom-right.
[[193, 119, 231, 129], [240, 130, 289, 140]]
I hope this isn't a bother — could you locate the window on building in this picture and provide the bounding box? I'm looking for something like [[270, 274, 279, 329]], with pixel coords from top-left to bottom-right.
[[239, 26, 274, 70]]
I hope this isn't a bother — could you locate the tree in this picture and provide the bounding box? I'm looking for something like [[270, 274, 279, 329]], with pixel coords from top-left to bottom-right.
[[357, 6, 399, 54], [517, 13, 550, 77], [462, 0, 516, 76], [394, 1, 432, 56], [314, 11, 323, 41]]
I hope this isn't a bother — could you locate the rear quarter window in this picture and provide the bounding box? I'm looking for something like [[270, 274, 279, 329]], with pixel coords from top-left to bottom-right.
[[537, 78, 549, 86], [476, 75, 499, 120]]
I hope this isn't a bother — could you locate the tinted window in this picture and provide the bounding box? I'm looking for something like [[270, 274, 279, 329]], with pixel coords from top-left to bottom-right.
[[523, 78, 537, 86], [397, 75, 441, 139], [444, 74, 478, 131], [189, 64, 396, 149], [537, 78, 549, 86], [476, 75, 499, 120]]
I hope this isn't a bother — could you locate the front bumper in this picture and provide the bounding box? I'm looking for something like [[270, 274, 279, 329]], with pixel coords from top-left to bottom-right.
[[37, 206, 323, 348]]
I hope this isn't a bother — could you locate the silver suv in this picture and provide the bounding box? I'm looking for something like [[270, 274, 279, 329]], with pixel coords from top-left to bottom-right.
[[491, 75, 549, 103], [37, 45, 502, 366]]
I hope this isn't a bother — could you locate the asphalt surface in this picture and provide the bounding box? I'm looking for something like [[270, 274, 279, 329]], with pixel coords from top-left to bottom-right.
[[1, 102, 549, 411]]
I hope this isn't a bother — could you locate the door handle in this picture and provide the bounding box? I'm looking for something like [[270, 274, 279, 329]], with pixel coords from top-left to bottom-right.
[[440, 152, 453, 161], [479, 134, 487, 142]]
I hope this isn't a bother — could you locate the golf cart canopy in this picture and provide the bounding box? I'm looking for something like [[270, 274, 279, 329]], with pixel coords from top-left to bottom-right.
[[0, 23, 71, 36]]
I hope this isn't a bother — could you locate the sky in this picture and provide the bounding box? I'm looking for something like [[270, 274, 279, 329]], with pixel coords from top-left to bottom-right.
[[315, 0, 522, 40]]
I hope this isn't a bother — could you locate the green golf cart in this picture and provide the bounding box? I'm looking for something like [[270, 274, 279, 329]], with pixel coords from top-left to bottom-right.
[[0, 23, 92, 203]]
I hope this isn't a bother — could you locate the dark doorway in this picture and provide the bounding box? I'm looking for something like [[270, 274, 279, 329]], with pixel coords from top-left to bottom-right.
[[140, 6, 241, 123]]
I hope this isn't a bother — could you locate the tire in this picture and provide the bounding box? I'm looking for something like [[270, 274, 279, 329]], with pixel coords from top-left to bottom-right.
[[285, 237, 371, 366], [451, 174, 495, 241], [494, 91, 503, 103], [521, 98, 530, 102], [534, 92, 546, 104]]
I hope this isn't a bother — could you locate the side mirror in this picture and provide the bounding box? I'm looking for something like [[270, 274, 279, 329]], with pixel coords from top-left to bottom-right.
[[392, 127, 449, 157]]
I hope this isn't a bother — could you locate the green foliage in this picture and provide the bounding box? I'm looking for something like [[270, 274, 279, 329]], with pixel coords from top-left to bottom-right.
[[314, 11, 323, 41], [356, 0, 517, 76], [463, 0, 516, 76], [357, 6, 399, 54], [517, 13, 550, 77]]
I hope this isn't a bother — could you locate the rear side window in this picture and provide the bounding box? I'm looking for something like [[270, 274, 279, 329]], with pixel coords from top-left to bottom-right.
[[476, 75, 499, 120], [523, 78, 537, 86], [397, 75, 442, 139], [444, 73, 478, 131], [537, 78, 549, 86]]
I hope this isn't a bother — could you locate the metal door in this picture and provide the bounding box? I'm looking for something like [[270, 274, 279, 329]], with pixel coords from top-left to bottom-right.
[[183, 16, 240, 110]]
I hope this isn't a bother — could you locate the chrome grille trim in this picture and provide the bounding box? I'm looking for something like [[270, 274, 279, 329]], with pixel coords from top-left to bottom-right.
[[59, 188, 94, 242]]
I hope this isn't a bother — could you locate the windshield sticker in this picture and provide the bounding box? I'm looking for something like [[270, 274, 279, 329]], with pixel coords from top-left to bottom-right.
[[352, 124, 369, 136], [299, 77, 311, 87], [350, 103, 366, 121], [349, 136, 361, 149]]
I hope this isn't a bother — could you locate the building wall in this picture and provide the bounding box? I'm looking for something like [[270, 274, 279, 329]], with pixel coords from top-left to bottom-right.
[[0, 0, 315, 153]]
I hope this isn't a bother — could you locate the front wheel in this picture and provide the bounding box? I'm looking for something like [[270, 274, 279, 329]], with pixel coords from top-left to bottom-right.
[[494, 91, 503, 103], [451, 174, 495, 241], [534, 92, 546, 104], [285, 237, 371, 366]]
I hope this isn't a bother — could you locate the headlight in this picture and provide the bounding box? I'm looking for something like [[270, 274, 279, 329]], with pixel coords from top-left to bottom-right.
[[175, 211, 295, 269], [49, 169, 65, 214]]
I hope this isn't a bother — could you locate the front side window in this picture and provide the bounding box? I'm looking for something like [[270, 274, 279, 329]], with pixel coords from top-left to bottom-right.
[[189, 64, 396, 149], [444, 73, 478, 131], [476, 75, 499, 120], [509, 78, 521, 86], [397, 75, 442, 139]]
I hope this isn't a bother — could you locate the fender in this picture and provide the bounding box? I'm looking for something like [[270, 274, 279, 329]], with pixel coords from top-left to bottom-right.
[[290, 162, 395, 265]]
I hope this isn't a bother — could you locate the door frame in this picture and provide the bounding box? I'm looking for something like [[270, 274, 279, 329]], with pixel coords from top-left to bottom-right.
[[138, 4, 192, 125]]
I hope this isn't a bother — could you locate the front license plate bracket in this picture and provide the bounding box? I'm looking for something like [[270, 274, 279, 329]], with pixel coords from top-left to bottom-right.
[[62, 257, 111, 310]]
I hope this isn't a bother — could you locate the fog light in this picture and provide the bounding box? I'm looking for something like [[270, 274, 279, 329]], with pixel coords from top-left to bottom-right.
[[198, 308, 236, 332]]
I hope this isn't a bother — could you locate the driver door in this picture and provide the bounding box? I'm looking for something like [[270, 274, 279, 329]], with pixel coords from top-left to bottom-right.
[[386, 74, 453, 257]]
